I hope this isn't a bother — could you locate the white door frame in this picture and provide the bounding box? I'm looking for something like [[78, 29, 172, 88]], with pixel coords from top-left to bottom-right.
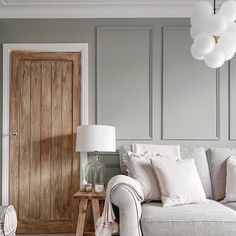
[[2, 43, 89, 205]]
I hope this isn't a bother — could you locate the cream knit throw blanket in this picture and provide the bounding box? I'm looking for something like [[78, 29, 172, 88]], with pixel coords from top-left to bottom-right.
[[95, 175, 144, 236]]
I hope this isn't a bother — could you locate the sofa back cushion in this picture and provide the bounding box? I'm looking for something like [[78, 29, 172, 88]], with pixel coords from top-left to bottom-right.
[[180, 147, 213, 199], [223, 156, 236, 202], [207, 147, 236, 200]]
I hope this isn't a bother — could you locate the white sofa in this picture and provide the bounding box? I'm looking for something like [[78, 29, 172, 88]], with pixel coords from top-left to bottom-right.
[[111, 146, 236, 236]]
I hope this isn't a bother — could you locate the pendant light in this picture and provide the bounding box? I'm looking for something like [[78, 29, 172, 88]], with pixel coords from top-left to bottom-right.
[[190, 0, 236, 68]]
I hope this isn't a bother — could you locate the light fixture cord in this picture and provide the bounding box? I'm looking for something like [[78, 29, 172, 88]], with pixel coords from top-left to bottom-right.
[[214, 0, 216, 14]]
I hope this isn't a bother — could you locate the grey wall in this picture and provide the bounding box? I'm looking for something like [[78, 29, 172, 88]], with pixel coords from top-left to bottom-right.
[[0, 18, 236, 198]]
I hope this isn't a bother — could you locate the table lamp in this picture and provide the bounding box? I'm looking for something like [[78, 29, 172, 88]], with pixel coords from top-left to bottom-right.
[[76, 125, 116, 192]]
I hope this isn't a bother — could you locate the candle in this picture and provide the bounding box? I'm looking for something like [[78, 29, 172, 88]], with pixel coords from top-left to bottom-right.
[[85, 183, 92, 192], [95, 184, 104, 193]]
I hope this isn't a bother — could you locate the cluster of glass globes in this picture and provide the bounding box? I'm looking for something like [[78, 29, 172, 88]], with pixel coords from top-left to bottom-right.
[[191, 0, 236, 68]]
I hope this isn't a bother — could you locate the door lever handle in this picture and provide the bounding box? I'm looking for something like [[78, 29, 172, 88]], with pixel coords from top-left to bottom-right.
[[9, 131, 18, 137]]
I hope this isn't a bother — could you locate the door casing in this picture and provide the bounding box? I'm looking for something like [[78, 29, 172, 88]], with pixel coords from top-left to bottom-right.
[[2, 43, 88, 206]]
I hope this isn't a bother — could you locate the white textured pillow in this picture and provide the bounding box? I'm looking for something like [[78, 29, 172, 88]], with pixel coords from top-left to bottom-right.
[[120, 144, 181, 174], [151, 157, 207, 207], [127, 151, 179, 201], [222, 156, 236, 202]]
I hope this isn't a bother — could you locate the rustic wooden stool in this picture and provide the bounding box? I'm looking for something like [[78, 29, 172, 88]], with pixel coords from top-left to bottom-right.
[[73, 190, 106, 236]]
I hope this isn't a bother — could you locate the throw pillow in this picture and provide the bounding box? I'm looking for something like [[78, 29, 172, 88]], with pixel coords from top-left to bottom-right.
[[180, 146, 213, 199], [119, 144, 181, 175], [207, 147, 236, 200], [134, 144, 181, 158], [127, 151, 179, 201], [151, 157, 207, 207]]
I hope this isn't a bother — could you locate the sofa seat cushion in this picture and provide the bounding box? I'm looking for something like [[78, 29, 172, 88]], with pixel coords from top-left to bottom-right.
[[223, 202, 236, 211], [141, 200, 236, 236]]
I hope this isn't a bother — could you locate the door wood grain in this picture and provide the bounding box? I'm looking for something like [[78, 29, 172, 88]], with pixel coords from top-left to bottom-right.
[[9, 51, 81, 233]]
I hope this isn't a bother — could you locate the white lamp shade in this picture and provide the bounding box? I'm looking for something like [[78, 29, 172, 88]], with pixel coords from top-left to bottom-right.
[[76, 125, 116, 152]]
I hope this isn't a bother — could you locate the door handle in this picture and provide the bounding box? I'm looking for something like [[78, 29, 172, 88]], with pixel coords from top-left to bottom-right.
[[9, 131, 18, 137]]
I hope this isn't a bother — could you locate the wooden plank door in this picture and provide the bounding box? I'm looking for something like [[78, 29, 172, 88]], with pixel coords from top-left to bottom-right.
[[9, 51, 81, 233]]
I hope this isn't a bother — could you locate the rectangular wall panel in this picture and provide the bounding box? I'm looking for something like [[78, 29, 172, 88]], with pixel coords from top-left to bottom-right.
[[229, 58, 236, 140], [97, 26, 152, 140], [162, 26, 220, 140]]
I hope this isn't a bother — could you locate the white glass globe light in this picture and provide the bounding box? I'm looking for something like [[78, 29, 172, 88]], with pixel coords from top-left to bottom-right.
[[191, 45, 204, 60], [193, 32, 215, 54], [225, 52, 235, 61], [190, 22, 208, 39], [219, 0, 236, 22], [219, 32, 236, 54], [191, 14, 200, 26], [227, 22, 236, 32], [190, 0, 236, 68], [204, 45, 225, 68], [208, 14, 228, 36], [192, 1, 213, 22], [191, 12, 208, 26]]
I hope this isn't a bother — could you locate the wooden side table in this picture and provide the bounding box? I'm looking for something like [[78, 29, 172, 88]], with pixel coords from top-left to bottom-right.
[[73, 190, 106, 236]]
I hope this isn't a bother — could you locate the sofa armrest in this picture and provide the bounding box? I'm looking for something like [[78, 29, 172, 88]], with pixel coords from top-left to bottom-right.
[[110, 180, 143, 236]]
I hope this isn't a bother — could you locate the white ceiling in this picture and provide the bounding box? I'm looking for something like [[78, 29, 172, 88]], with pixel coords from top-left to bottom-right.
[[0, 0, 225, 18]]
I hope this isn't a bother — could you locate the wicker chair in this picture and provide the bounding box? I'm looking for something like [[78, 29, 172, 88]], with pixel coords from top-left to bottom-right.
[[0, 206, 17, 236]]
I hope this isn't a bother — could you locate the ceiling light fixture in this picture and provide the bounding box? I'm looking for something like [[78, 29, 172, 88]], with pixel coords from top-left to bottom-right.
[[190, 0, 236, 68]]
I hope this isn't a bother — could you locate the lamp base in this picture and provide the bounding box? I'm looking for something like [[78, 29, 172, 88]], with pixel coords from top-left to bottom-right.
[[83, 152, 105, 192]]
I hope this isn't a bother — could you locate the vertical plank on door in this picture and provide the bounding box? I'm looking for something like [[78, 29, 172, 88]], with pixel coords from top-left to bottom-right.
[[19, 61, 31, 220], [51, 61, 62, 220], [40, 61, 52, 220], [72, 53, 81, 228], [61, 62, 73, 220], [30, 61, 42, 220], [9, 54, 20, 215], [72, 54, 81, 194]]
